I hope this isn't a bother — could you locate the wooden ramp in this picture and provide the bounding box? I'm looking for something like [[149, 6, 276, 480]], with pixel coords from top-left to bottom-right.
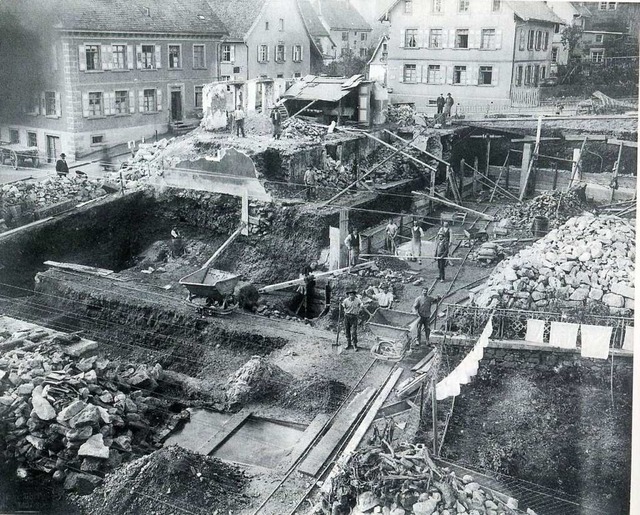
[[297, 387, 376, 477]]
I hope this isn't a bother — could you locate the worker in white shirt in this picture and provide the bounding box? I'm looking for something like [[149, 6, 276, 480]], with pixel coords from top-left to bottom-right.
[[341, 290, 363, 351], [410, 220, 424, 264], [234, 104, 246, 137], [344, 227, 360, 267], [385, 218, 399, 255], [365, 283, 394, 311]]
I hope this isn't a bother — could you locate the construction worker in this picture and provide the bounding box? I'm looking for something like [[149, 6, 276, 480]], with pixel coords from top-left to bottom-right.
[[234, 104, 246, 137], [170, 227, 184, 257], [385, 218, 399, 255], [270, 101, 282, 139], [410, 220, 424, 264], [344, 227, 361, 267], [437, 220, 451, 247], [365, 283, 394, 311], [341, 289, 363, 351], [435, 230, 449, 282], [304, 168, 317, 200], [412, 288, 441, 347]]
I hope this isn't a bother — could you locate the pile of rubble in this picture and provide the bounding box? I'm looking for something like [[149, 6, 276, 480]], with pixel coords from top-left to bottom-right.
[[387, 104, 416, 127], [282, 118, 327, 141], [318, 441, 528, 515], [497, 187, 590, 233], [316, 157, 356, 189], [474, 213, 635, 314], [224, 356, 293, 408], [0, 336, 167, 494], [0, 176, 106, 210]]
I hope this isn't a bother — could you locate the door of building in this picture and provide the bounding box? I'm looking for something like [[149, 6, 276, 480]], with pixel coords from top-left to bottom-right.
[[46, 135, 60, 163], [170, 90, 182, 121]]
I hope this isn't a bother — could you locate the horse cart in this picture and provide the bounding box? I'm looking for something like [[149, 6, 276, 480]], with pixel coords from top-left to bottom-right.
[[0, 142, 40, 169]]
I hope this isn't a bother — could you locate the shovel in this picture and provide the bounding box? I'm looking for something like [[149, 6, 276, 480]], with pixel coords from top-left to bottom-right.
[[334, 304, 343, 355]]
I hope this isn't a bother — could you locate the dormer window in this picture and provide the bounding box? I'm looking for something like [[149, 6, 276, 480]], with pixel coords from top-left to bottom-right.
[[144, 7, 150, 16]]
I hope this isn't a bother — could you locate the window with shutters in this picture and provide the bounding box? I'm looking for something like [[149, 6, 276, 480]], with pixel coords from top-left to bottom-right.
[[481, 29, 496, 49], [527, 30, 535, 50], [168, 45, 181, 68], [293, 45, 303, 62], [492, 0, 501, 11], [427, 65, 441, 83], [455, 29, 469, 49], [258, 44, 268, 62], [9, 129, 19, 144], [540, 66, 546, 79], [113, 45, 126, 70], [141, 45, 155, 69], [27, 132, 37, 147], [524, 65, 532, 85], [222, 44, 233, 63], [342, 32, 349, 41], [275, 44, 285, 62], [85, 45, 101, 71], [88, 92, 103, 116], [359, 48, 367, 58], [535, 31, 542, 50], [595, 34, 604, 44], [533, 64, 540, 86], [45, 92, 57, 116], [404, 0, 412, 13], [429, 29, 443, 48], [361, 33, 368, 41], [432, 0, 442, 12], [114, 90, 129, 114], [599, 2, 616, 10], [403, 64, 417, 83], [458, 0, 469, 12], [453, 65, 467, 84], [195, 86, 203, 108], [519, 30, 525, 51], [515, 65, 523, 86], [405, 29, 418, 48], [294, 72, 301, 78], [479, 66, 493, 85], [143, 89, 156, 112], [221, 75, 231, 81], [193, 45, 206, 68], [543, 32, 549, 50]]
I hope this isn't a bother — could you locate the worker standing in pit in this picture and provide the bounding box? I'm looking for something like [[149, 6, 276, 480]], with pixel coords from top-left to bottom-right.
[[304, 168, 317, 200], [344, 227, 361, 268], [435, 230, 449, 282], [234, 104, 246, 137], [385, 218, 399, 255], [341, 289, 362, 351], [412, 288, 441, 347], [410, 220, 424, 264]]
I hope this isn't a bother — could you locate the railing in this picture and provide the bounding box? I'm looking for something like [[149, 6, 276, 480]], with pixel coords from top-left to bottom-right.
[[442, 304, 633, 349], [510, 87, 540, 107]]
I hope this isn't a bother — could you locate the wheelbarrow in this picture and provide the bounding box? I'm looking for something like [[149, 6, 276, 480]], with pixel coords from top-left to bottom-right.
[[463, 228, 489, 243], [367, 308, 419, 361], [179, 267, 240, 316]]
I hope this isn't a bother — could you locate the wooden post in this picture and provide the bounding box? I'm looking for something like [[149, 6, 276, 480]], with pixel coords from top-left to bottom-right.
[[520, 143, 533, 199], [459, 159, 465, 198], [568, 147, 582, 191], [339, 209, 349, 268], [611, 142, 624, 202], [241, 189, 249, 236], [485, 136, 491, 178], [431, 378, 438, 456], [552, 162, 559, 190], [473, 156, 479, 195], [430, 166, 436, 213]]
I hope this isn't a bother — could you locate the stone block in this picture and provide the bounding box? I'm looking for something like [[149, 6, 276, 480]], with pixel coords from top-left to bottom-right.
[[611, 282, 634, 299], [78, 434, 110, 459], [602, 293, 625, 308], [570, 288, 589, 302], [589, 288, 603, 301], [63, 340, 99, 358]]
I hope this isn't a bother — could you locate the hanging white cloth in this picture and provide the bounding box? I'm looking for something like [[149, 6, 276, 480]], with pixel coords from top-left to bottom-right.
[[579, 324, 612, 359], [622, 326, 634, 352], [525, 319, 545, 344], [479, 317, 493, 347], [549, 322, 579, 349]]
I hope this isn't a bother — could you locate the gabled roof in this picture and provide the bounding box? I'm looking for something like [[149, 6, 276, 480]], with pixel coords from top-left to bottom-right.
[[507, 1, 564, 25], [315, 0, 372, 31], [367, 34, 388, 65], [297, 0, 331, 37], [571, 2, 593, 18], [51, 0, 227, 35], [206, 0, 269, 39]]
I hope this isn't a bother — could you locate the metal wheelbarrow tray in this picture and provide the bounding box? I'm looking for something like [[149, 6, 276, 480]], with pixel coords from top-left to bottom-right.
[[179, 267, 240, 306], [368, 308, 419, 360]]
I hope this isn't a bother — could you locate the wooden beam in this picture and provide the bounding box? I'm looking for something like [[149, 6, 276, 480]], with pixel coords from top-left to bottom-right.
[[562, 134, 607, 142], [44, 261, 114, 277], [519, 116, 542, 201], [411, 349, 436, 372], [287, 100, 318, 122], [607, 138, 638, 148], [384, 130, 450, 166], [611, 141, 624, 203], [412, 191, 495, 221], [202, 223, 246, 269], [567, 137, 588, 192], [197, 410, 252, 455], [258, 261, 375, 293], [510, 137, 561, 143]]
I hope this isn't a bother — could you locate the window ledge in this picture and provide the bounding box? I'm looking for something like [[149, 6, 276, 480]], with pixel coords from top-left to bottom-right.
[[193, 67, 208, 70], [111, 69, 130, 73], [168, 67, 183, 71], [452, 47, 470, 50], [114, 113, 132, 117], [86, 115, 106, 120], [45, 115, 61, 119], [401, 46, 420, 50], [141, 111, 161, 115], [139, 68, 159, 72], [84, 70, 104, 73]]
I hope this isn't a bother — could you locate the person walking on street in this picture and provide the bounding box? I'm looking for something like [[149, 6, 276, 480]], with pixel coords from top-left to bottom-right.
[[304, 168, 317, 200], [270, 102, 282, 139], [411, 220, 424, 263], [385, 218, 399, 255], [56, 153, 69, 178], [234, 104, 246, 137], [435, 230, 449, 282], [342, 290, 363, 350], [444, 93, 454, 120], [344, 227, 361, 267], [412, 288, 441, 347]]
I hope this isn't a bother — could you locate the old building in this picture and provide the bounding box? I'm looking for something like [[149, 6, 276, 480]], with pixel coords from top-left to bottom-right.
[[309, 0, 373, 60], [0, 0, 226, 162], [380, 0, 563, 112], [297, 0, 338, 69], [368, 35, 390, 85]]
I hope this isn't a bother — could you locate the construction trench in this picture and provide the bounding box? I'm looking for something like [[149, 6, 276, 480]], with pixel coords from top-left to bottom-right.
[[0, 115, 636, 515]]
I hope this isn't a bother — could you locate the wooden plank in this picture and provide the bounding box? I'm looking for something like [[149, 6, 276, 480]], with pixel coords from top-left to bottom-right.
[[384, 130, 451, 166], [202, 223, 245, 269], [258, 261, 375, 293], [298, 387, 376, 476], [44, 261, 114, 277], [412, 192, 495, 221], [397, 371, 431, 398], [197, 410, 252, 455], [282, 413, 330, 470], [321, 369, 403, 491], [411, 349, 436, 372], [607, 138, 638, 148]]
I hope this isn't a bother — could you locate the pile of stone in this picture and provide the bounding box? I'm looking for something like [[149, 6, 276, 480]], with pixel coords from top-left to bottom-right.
[[497, 187, 589, 233], [470, 241, 506, 264], [474, 213, 635, 314], [387, 104, 416, 127], [281, 118, 326, 141], [224, 356, 292, 407], [320, 441, 528, 515], [0, 176, 106, 211], [248, 201, 275, 235], [0, 340, 166, 494], [315, 157, 357, 189]]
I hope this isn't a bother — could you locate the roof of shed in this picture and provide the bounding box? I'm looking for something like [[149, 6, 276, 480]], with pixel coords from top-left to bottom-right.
[[283, 75, 364, 102]]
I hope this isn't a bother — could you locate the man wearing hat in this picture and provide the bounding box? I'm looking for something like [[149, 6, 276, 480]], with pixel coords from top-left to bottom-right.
[[56, 153, 69, 177], [412, 288, 441, 347], [341, 289, 363, 350]]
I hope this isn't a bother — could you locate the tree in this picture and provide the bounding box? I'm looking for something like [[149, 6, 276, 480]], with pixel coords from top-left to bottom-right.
[[560, 25, 584, 61], [318, 47, 373, 77]]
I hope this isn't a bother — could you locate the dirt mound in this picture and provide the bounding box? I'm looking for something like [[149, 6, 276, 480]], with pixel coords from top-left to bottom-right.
[[245, 112, 273, 136], [79, 445, 248, 515], [225, 356, 293, 407], [281, 376, 348, 413]]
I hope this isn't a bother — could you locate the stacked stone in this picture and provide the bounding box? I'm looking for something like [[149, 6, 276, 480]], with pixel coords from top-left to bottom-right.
[[474, 213, 635, 314], [281, 118, 326, 141], [387, 104, 416, 127], [248, 201, 275, 235], [0, 344, 165, 494], [0, 176, 106, 210]]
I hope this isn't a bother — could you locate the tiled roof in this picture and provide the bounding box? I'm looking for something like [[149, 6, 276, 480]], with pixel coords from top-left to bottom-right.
[[206, 0, 268, 39], [315, 0, 372, 31], [297, 0, 331, 37], [571, 2, 593, 17], [50, 0, 227, 34], [507, 1, 564, 25]]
